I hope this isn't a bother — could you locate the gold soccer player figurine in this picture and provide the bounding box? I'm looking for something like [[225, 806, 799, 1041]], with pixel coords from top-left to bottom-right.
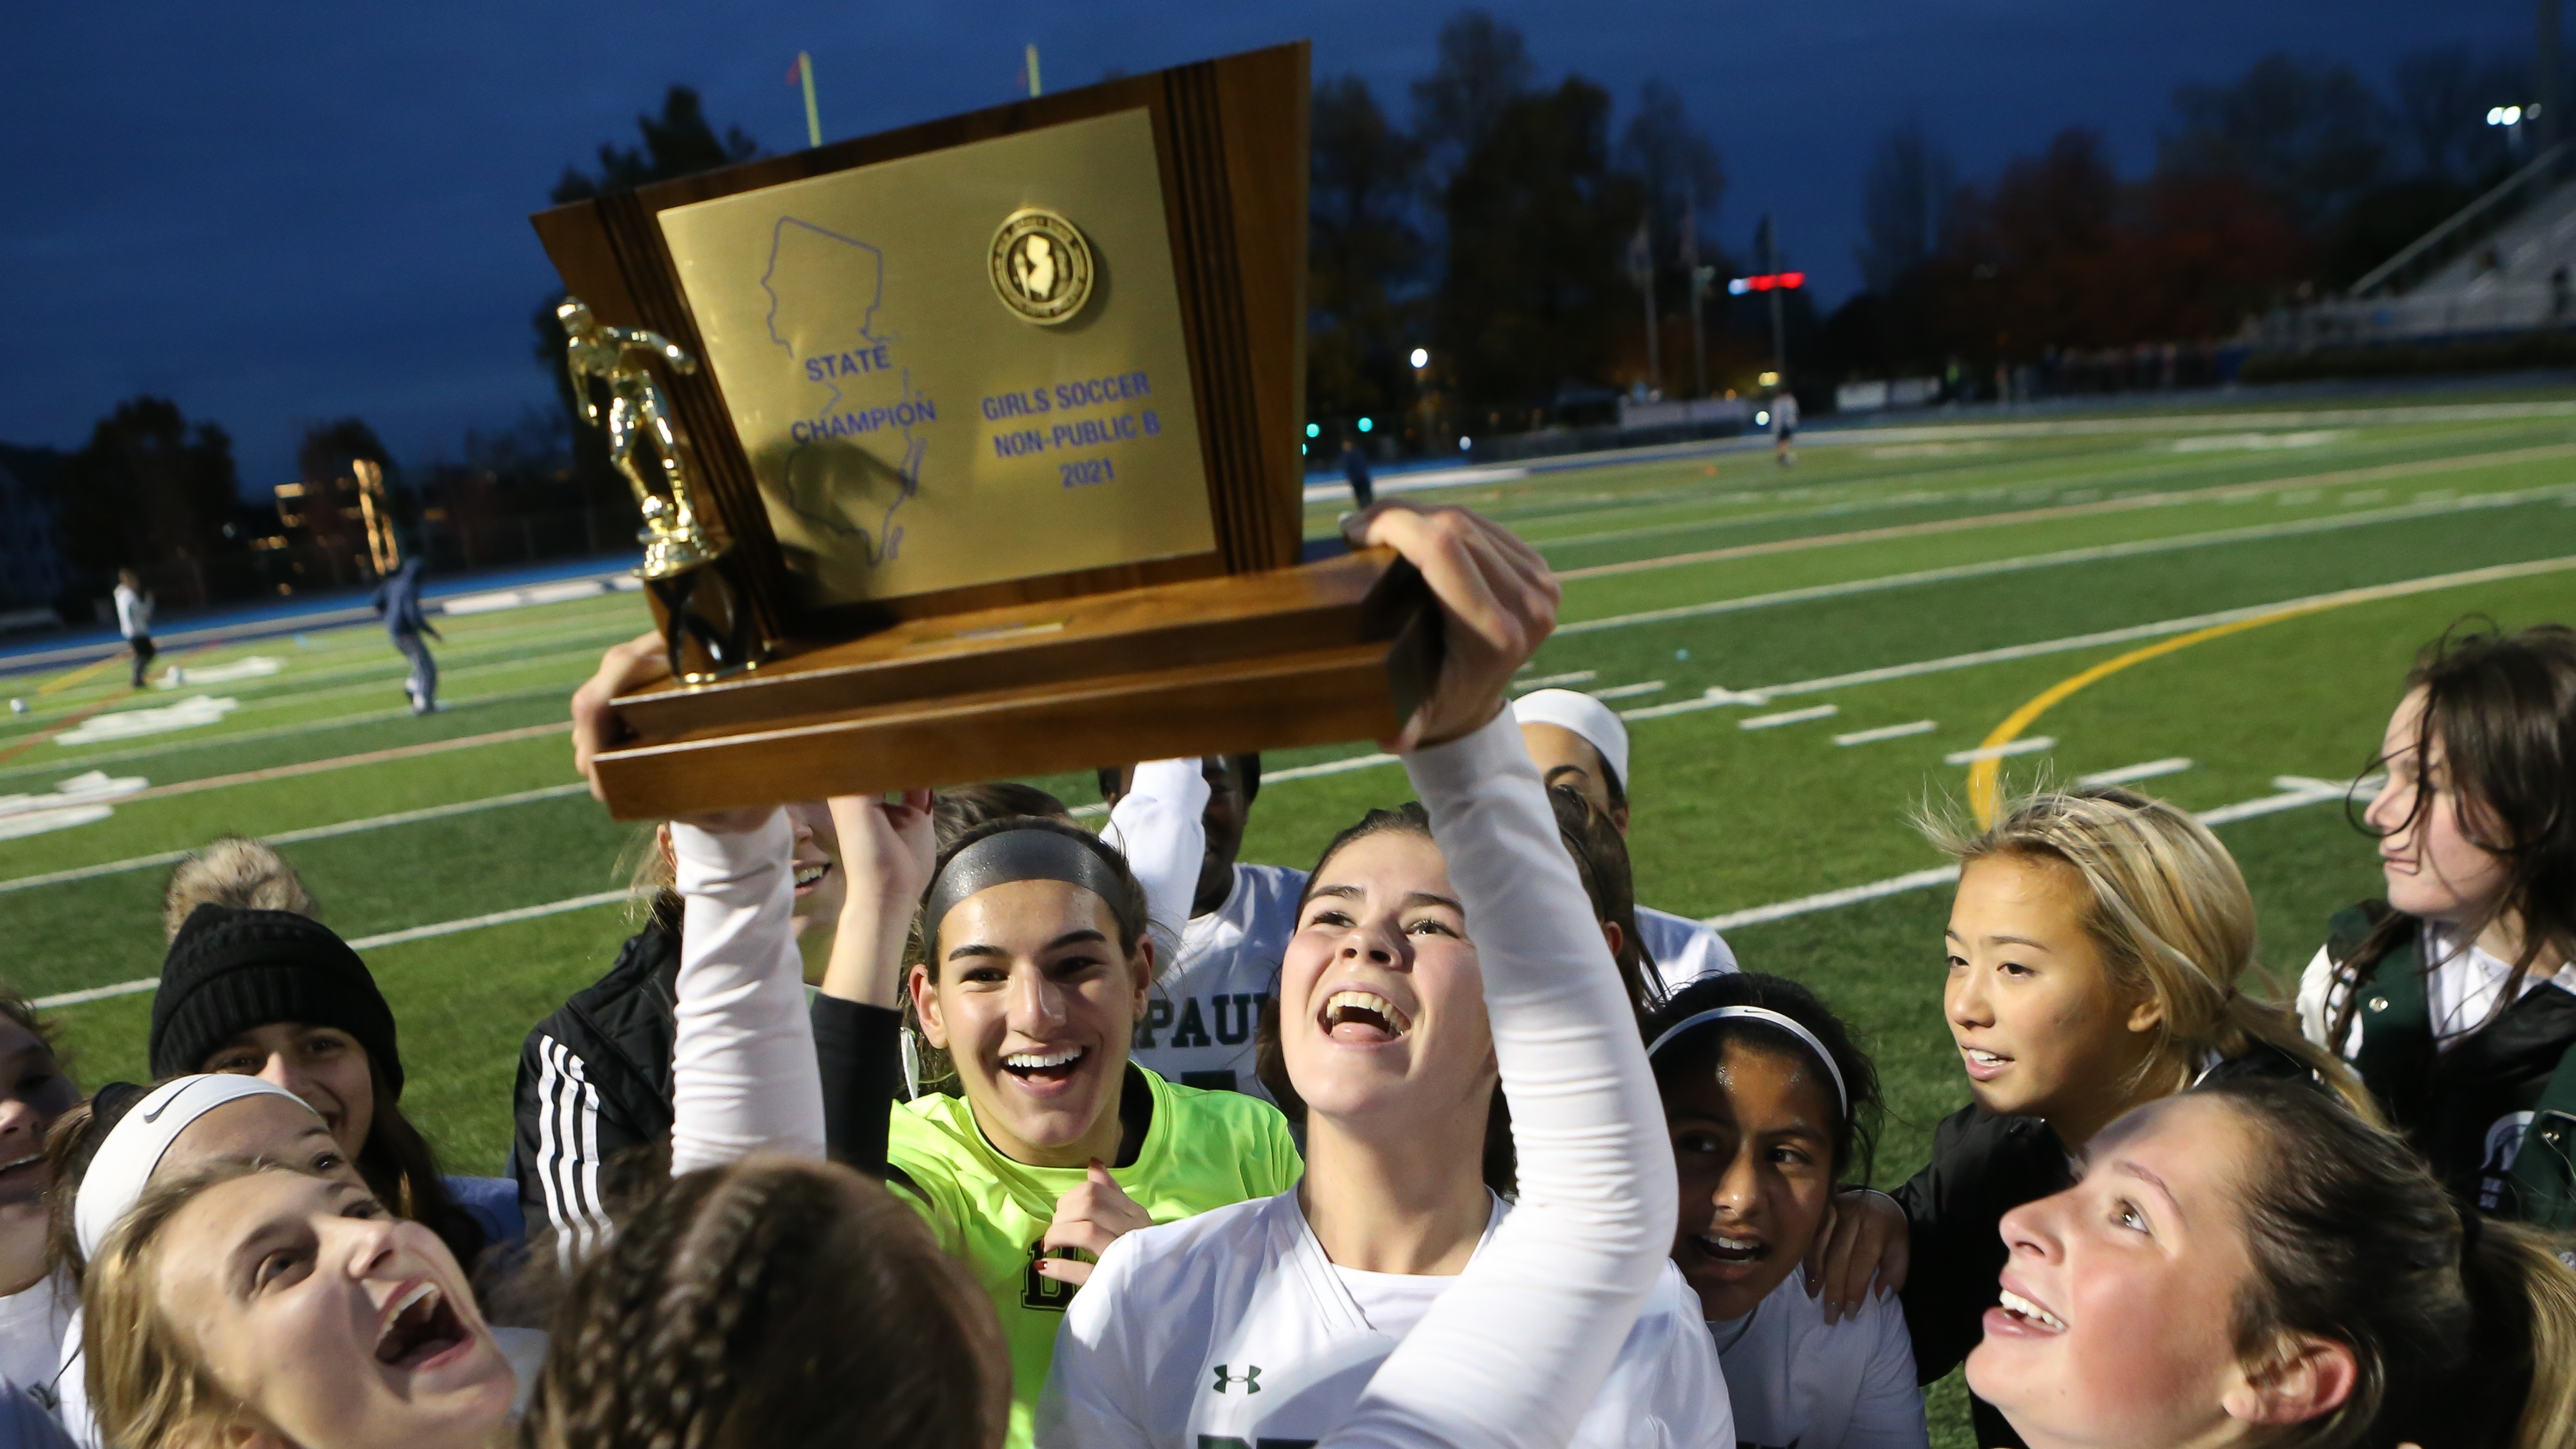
[[558, 297, 726, 577], [559, 297, 758, 682]]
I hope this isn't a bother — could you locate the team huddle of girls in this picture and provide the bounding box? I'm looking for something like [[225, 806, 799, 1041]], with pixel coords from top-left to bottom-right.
[[1, 501, 2570, 1449]]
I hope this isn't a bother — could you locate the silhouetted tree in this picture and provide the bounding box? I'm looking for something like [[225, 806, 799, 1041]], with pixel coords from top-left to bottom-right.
[[1857, 114, 1957, 293], [1435, 77, 1644, 422], [1309, 75, 1428, 431], [2160, 53, 2390, 228], [1411, 10, 1533, 177], [550, 86, 759, 205], [52, 397, 240, 608], [535, 86, 764, 509]]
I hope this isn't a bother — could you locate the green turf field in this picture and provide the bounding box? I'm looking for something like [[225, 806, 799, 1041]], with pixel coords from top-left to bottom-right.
[[5, 389, 2573, 1445]]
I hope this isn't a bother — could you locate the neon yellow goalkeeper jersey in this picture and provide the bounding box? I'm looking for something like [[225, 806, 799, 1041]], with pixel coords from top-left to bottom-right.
[[886, 1065, 1302, 1449]]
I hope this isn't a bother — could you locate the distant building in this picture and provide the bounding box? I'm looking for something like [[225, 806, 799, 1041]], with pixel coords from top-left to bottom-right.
[[0, 447, 69, 618]]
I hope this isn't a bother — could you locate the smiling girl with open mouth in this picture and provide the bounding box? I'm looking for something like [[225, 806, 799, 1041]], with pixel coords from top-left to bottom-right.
[[1968, 1078, 2576, 1449], [1044, 577, 1725, 1448], [1644, 973, 1924, 1449]]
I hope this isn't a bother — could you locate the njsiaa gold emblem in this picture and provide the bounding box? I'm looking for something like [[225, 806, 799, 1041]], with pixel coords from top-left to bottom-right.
[[989, 208, 1095, 325]]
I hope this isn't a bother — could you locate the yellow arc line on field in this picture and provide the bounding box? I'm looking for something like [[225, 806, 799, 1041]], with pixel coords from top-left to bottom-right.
[[36, 653, 122, 696], [1966, 601, 2348, 826]]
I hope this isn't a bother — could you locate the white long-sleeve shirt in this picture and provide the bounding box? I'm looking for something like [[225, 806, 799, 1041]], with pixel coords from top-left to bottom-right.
[[666, 815, 828, 1175], [1055, 711, 1679, 1449], [1044, 1192, 1729, 1449], [111, 585, 149, 640]]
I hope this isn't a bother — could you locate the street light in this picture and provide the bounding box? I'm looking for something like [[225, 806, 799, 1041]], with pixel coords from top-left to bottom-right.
[[2490, 105, 2527, 126], [1409, 348, 1430, 369]]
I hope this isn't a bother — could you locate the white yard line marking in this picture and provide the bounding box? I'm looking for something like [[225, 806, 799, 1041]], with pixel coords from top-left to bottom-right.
[[1553, 484, 2576, 632], [1609, 555, 2576, 721], [2079, 758, 2195, 787], [1946, 736, 2056, 765], [1702, 776, 2368, 931], [1513, 670, 1599, 691], [1740, 705, 1839, 730], [34, 888, 636, 1009], [0, 685, 571, 785], [1265, 753, 1401, 782], [0, 781, 592, 895], [1835, 720, 1936, 746], [1588, 680, 1667, 701]]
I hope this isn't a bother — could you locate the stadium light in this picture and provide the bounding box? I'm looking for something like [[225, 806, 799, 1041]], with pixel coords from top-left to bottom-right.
[[1410, 347, 1430, 369], [1357, 416, 1373, 433], [2490, 105, 2525, 126], [1305, 422, 1320, 438], [1726, 271, 1807, 295]]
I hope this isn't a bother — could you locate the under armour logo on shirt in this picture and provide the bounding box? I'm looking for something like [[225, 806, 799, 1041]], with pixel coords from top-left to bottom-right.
[[1211, 1363, 1262, 1394]]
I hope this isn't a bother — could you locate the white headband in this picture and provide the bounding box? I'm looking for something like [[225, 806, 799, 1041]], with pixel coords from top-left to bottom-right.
[[75, 1075, 314, 1259], [1644, 1006, 1850, 1118], [1511, 688, 1631, 789]]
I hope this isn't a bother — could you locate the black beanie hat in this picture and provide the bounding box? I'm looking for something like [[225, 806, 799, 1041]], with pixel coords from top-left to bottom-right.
[[150, 904, 401, 1095]]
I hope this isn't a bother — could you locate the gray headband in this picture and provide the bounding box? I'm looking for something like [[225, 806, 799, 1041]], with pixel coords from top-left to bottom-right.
[[1645, 1006, 1849, 1118], [924, 827, 1128, 945]]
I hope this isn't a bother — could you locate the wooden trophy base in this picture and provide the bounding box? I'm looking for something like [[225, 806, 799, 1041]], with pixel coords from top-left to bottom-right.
[[593, 547, 1438, 819]]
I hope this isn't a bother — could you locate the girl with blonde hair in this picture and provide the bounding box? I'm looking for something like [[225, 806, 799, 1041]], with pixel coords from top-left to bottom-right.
[[1863, 784, 2367, 1448]]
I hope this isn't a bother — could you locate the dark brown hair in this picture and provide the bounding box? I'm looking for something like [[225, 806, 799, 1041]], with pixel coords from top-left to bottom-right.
[[1549, 784, 1659, 1015], [524, 1157, 1007, 1449], [914, 817, 1152, 980], [2336, 623, 2576, 1042], [935, 783, 1070, 848], [356, 1059, 482, 1269], [1641, 972, 1880, 1185], [2202, 1077, 2576, 1449]]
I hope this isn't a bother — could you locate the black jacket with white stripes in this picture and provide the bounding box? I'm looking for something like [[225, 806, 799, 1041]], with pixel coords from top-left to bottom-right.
[[511, 917, 682, 1251], [511, 913, 910, 1252]]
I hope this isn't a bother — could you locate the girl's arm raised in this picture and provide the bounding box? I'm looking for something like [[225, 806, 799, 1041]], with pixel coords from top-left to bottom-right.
[[1324, 503, 1677, 1449], [668, 811, 828, 1174]]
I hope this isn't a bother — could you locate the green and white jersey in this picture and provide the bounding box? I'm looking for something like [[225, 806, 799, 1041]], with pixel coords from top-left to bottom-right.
[[887, 1065, 1302, 1449]]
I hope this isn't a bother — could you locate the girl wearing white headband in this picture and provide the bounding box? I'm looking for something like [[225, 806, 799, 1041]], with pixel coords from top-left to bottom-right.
[[1642, 974, 1925, 1449], [1043, 512, 1723, 1449], [65, 1075, 543, 1449]]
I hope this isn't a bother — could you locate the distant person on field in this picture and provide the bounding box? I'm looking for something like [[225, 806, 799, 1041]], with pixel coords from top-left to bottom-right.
[[1513, 688, 1740, 987], [1770, 389, 1799, 467], [372, 556, 441, 715], [1339, 429, 1374, 508], [111, 570, 152, 690]]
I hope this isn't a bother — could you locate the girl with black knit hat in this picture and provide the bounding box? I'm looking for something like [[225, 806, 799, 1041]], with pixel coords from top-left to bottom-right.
[[150, 903, 487, 1268]]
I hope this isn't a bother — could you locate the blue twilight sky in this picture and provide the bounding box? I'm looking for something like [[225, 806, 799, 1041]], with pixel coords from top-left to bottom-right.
[[0, 1, 2534, 492]]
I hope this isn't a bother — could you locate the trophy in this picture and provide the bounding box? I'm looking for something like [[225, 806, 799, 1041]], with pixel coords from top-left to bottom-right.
[[557, 299, 761, 684], [532, 41, 1438, 819]]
